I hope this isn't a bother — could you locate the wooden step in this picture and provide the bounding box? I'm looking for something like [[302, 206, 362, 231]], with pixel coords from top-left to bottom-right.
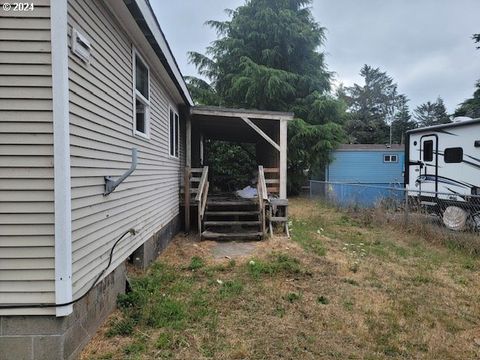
[[180, 188, 199, 194], [204, 221, 261, 226], [207, 200, 257, 206], [205, 211, 259, 216], [202, 230, 263, 240], [190, 177, 201, 182]]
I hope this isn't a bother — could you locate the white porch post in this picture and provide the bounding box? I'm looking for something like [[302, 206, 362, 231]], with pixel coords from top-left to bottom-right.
[[279, 119, 287, 199]]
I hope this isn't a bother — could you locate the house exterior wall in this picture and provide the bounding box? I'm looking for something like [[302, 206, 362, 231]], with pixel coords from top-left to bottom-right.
[[0, 0, 56, 315], [1, 0, 186, 314], [67, 0, 185, 298], [327, 150, 405, 185]]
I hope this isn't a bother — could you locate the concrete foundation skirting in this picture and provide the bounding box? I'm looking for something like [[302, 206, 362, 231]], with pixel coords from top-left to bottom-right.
[[0, 215, 180, 360]]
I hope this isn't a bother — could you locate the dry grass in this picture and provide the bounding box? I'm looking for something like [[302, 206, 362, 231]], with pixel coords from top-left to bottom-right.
[[81, 198, 480, 360]]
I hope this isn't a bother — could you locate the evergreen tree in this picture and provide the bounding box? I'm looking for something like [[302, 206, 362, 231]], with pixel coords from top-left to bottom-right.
[[414, 97, 451, 127], [455, 35, 480, 118], [474, 33, 480, 48], [341, 65, 402, 144], [391, 95, 416, 144], [455, 81, 480, 119], [187, 0, 346, 193]]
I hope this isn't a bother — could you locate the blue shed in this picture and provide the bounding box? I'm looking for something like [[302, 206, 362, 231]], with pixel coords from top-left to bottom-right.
[[324, 144, 405, 207]]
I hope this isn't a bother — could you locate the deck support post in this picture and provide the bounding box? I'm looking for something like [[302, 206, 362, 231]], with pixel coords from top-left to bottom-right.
[[184, 116, 192, 233], [184, 167, 191, 233], [279, 119, 287, 199]]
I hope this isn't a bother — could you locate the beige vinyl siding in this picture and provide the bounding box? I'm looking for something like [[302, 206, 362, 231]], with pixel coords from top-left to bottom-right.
[[0, 0, 55, 315], [68, 0, 185, 297]]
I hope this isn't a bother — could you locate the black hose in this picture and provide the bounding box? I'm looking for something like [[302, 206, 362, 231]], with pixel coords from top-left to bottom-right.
[[0, 228, 136, 310]]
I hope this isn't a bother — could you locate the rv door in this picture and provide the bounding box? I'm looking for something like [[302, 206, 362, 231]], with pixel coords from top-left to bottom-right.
[[420, 135, 438, 194]]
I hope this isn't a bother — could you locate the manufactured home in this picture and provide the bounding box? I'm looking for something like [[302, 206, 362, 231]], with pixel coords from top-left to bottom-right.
[[0, 1, 291, 358], [405, 118, 480, 230]]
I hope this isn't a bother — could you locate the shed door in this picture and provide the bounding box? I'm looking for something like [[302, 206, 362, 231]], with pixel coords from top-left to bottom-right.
[[420, 135, 438, 194]]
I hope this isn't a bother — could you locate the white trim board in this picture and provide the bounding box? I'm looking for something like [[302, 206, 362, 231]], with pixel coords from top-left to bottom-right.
[[51, 0, 73, 317]]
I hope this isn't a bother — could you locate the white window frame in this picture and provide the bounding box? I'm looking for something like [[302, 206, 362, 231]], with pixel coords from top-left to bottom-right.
[[132, 48, 150, 139], [169, 105, 180, 159], [384, 154, 398, 163]]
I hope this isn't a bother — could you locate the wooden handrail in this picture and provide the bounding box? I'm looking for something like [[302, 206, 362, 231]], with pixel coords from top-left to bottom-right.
[[196, 166, 209, 235], [257, 165, 268, 236], [258, 165, 268, 200], [195, 166, 209, 202]]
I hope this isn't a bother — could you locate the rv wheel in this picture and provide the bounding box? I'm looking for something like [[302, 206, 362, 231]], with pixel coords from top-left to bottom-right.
[[442, 206, 468, 231]]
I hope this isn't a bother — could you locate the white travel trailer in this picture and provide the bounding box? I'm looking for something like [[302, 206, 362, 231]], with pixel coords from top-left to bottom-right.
[[405, 118, 480, 230]]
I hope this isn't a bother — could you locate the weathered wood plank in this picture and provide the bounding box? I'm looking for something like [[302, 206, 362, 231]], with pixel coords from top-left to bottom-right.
[[241, 117, 280, 151]]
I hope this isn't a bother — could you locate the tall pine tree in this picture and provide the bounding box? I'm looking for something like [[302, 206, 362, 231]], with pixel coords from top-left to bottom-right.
[[414, 97, 451, 127], [455, 35, 480, 118], [391, 95, 416, 144], [187, 0, 345, 193], [341, 65, 403, 144]]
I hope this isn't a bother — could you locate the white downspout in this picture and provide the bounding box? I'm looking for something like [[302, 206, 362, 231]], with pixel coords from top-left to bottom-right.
[[51, 0, 73, 316]]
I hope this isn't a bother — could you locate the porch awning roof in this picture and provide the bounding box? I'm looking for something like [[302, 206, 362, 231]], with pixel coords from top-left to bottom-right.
[[191, 106, 294, 121], [190, 106, 292, 144]]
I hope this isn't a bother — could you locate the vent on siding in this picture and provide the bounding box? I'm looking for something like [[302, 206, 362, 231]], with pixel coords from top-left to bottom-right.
[[71, 28, 91, 64]]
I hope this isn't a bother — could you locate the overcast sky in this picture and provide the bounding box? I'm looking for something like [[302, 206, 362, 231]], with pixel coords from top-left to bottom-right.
[[153, 0, 480, 113]]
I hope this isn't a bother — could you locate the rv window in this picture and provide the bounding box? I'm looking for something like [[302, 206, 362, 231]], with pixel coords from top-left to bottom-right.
[[384, 154, 398, 163], [444, 147, 463, 163], [133, 50, 150, 137], [423, 140, 433, 162]]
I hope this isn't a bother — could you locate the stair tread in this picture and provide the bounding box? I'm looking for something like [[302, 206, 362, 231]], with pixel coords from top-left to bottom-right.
[[205, 211, 259, 216], [204, 221, 260, 226], [207, 200, 257, 206], [202, 230, 263, 239]]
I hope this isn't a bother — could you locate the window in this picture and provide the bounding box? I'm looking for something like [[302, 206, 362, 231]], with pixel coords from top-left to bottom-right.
[[384, 154, 398, 163], [423, 140, 433, 162], [169, 108, 180, 157], [444, 147, 463, 163], [133, 50, 149, 137]]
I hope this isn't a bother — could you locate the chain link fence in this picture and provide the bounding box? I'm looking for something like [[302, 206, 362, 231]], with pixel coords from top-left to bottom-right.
[[309, 180, 480, 250]]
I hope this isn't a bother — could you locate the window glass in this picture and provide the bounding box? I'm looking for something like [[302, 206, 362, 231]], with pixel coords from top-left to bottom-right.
[[135, 99, 146, 134], [174, 113, 179, 157], [384, 154, 398, 163], [423, 140, 433, 162], [135, 55, 149, 99], [170, 110, 175, 156], [444, 147, 463, 163]]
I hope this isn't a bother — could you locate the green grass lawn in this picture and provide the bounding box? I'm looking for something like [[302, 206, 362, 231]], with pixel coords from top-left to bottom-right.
[[82, 198, 480, 360]]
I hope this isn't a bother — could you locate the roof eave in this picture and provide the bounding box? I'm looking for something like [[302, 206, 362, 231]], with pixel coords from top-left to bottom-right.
[[124, 0, 193, 106]]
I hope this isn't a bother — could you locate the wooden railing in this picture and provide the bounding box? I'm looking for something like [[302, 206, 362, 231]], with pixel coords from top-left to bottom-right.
[[195, 166, 209, 235], [257, 165, 268, 236], [263, 167, 280, 195]]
